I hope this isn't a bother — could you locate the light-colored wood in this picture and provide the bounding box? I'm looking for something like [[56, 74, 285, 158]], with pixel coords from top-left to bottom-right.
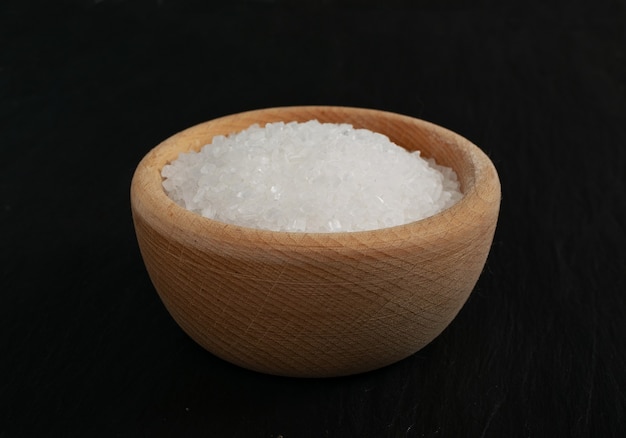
[[130, 106, 501, 377]]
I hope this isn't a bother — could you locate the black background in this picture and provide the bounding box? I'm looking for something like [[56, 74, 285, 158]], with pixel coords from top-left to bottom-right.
[[1, 0, 625, 436]]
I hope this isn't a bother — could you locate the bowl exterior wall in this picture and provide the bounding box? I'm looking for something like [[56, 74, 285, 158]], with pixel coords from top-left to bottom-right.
[[131, 200, 498, 377]]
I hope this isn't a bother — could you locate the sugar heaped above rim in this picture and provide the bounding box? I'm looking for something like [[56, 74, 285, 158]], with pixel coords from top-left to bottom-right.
[[161, 120, 462, 232]]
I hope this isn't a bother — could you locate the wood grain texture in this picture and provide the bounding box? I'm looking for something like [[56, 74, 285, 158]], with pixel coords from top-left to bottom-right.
[[130, 106, 501, 377]]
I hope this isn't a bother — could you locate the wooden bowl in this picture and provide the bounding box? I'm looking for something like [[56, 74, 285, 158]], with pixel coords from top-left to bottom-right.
[[130, 106, 500, 377]]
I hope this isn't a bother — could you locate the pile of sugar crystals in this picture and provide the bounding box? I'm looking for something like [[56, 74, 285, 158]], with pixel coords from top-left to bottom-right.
[[161, 120, 462, 232]]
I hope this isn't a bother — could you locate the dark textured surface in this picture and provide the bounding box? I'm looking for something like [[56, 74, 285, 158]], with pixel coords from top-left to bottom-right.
[[1, 1, 625, 436]]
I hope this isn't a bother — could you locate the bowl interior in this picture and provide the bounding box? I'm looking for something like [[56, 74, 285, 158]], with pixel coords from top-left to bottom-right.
[[137, 106, 484, 244]]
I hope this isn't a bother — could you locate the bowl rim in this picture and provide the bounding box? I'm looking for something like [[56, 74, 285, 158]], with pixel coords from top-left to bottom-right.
[[131, 105, 500, 251]]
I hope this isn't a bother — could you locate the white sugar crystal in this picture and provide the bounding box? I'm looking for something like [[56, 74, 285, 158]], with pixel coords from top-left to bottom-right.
[[161, 120, 462, 232]]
